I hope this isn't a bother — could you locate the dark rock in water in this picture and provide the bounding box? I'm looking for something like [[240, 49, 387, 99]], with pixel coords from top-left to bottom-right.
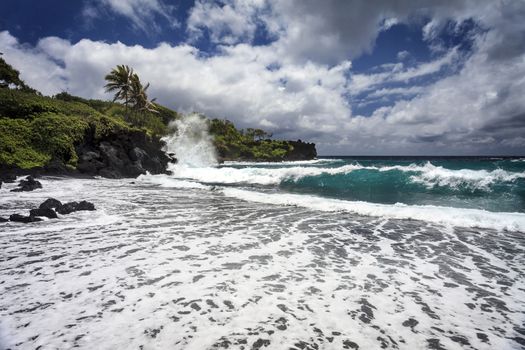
[[11, 176, 42, 192], [0, 217, 8, 223], [30, 208, 58, 219], [76, 201, 95, 211], [56, 200, 96, 214], [9, 214, 42, 223], [39, 198, 63, 210], [57, 202, 79, 215]]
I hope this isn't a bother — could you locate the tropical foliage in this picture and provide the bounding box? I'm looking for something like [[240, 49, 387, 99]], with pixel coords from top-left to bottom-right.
[[104, 65, 158, 127], [209, 119, 291, 161], [0, 55, 38, 93]]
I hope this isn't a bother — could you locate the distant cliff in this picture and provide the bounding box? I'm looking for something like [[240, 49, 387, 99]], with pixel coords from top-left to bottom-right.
[[209, 119, 317, 162]]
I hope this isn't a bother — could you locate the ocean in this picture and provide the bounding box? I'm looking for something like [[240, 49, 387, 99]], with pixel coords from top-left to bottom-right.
[[1, 155, 524, 349]]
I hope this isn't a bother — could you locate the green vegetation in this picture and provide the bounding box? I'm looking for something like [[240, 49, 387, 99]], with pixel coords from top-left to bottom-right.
[[0, 58, 311, 171], [0, 55, 37, 93], [209, 119, 292, 161], [0, 60, 177, 170], [104, 65, 159, 125], [0, 89, 138, 169]]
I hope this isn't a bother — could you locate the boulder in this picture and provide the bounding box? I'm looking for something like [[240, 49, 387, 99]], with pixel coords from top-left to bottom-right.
[[55, 200, 95, 214], [9, 214, 42, 223], [76, 200, 95, 211], [39, 198, 63, 210], [0, 217, 8, 223], [10, 176, 42, 192], [56, 202, 79, 215], [30, 208, 58, 219]]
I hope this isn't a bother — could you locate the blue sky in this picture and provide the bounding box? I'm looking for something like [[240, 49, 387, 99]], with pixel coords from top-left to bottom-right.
[[1, 0, 524, 155]]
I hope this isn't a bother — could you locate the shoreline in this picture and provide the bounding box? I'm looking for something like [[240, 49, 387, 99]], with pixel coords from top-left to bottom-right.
[[1, 176, 523, 349]]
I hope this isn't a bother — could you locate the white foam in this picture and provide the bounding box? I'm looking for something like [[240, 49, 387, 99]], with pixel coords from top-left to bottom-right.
[[167, 163, 371, 185], [222, 158, 341, 166], [164, 160, 525, 190], [396, 162, 525, 190], [137, 174, 209, 189], [162, 114, 218, 168], [221, 187, 525, 231]]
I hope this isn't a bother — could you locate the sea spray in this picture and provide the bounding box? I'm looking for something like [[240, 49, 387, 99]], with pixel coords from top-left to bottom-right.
[[162, 114, 218, 168]]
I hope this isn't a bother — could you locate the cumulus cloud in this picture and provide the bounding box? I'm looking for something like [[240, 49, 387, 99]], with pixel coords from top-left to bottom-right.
[[1, 0, 524, 155], [187, 0, 267, 45]]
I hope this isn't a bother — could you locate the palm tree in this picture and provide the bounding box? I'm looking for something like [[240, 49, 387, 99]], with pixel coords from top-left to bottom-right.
[[129, 73, 158, 115], [104, 65, 134, 115], [104, 65, 158, 126]]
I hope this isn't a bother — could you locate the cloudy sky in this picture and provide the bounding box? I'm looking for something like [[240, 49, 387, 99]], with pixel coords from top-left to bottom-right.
[[1, 0, 525, 155]]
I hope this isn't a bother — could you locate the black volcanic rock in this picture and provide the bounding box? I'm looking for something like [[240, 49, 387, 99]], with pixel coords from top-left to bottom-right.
[[39, 198, 63, 210], [57, 202, 79, 215], [10, 176, 42, 192], [284, 140, 317, 161], [76, 200, 95, 211], [30, 208, 58, 219], [9, 214, 42, 223], [56, 200, 96, 214]]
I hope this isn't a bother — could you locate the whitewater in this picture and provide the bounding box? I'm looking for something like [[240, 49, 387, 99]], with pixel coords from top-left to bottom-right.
[[1, 116, 524, 349]]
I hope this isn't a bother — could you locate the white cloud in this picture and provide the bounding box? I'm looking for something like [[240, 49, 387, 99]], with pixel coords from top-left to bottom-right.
[[84, 0, 178, 33], [397, 50, 410, 61], [187, 0, 266, 44]]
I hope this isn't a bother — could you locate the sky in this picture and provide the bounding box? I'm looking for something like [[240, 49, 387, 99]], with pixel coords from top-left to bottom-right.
[[1, 0, 525, 155]]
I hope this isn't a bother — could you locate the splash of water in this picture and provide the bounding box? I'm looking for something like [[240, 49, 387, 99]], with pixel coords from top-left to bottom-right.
[[162, 114, 218, 168]]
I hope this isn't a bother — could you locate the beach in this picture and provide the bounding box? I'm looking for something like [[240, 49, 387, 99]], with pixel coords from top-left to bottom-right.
[[1, 174, 524, 349]]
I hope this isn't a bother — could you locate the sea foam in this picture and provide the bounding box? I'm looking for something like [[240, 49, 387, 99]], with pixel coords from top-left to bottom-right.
[[164, 161, 525, 191], [220, 187, 525, 232]]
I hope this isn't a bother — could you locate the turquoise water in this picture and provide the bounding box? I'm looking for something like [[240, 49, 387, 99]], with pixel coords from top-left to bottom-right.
[[226, 157, 525, 213]]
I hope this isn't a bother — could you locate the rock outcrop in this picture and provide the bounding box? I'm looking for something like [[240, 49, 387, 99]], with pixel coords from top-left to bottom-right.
[[4, 198, 96, 224], [10, 176, 42, 192], [283, 140, 317, 161], [29, 208, 58, 219], [75, 128, 170, 178], [9, 214, 42, 223]]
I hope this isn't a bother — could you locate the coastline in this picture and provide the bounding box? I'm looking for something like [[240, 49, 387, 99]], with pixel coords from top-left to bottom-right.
[[1, 176, 523, 349]]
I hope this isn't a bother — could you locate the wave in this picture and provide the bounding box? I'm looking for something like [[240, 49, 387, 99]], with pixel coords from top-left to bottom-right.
[[222, 159, 342, 166], [221, 188, 525, 232], [137, 174, 210, 189], [387, 162, 525, 190], [137, 172, 525, 231], [166, 161, 525, 191]]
